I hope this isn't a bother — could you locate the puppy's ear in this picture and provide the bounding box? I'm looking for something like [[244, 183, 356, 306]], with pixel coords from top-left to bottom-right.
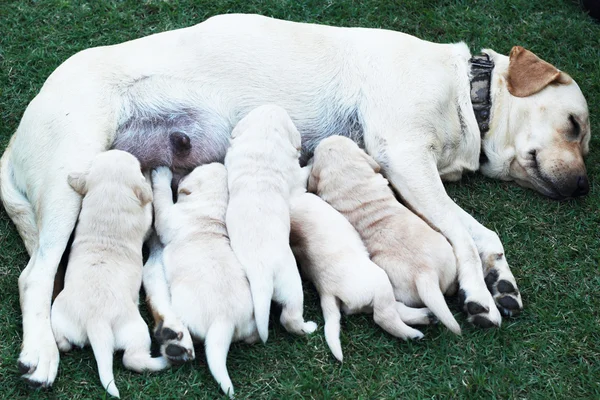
[[135, 181, 153, 206], [360, 151, 381, 173], [307, 165, 320, 193], [67, 172, 88, 195], [506, 46, 570, 97]]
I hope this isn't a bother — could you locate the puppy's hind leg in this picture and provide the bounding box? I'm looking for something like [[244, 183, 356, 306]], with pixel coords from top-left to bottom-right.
[[273, 249, 317, 336], [415, 272, 461, 335], [320, 294, 343, 362], [204, 320, 235, 398], [372, 300, 424, 341], [50, 298, 76, 352], [394, 302, 436, 327], [118, 314, 169, 373]]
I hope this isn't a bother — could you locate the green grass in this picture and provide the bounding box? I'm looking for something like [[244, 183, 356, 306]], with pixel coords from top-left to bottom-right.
[[1, 0, 599, 398]]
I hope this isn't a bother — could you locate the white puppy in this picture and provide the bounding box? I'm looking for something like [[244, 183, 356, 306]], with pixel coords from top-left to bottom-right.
[[290, 192, 434, 362], [50, 150, 167, 398], [152, 163, 259, 398], [225, 104, 317, 343], [309, 136, 462, 335]]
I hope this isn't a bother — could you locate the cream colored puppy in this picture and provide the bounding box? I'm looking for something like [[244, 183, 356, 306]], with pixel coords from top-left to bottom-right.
[[152, 163, 259, 398], [50, 150, 166, 398], [225, 104, 317, 343], [291, 192, 435, 361], [309, 136, 462, 335]]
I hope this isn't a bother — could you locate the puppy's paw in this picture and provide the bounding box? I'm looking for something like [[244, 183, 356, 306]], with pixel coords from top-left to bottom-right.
[[405, 327, 424, 341], [485, 268, 523, 317], [395, 303, 434, 326], [152, 167, 173, 185], [301, 321, 318, 335], [458, 287, 502, 329], [18, 334, 60, 389], [154, 320, 195, 365]]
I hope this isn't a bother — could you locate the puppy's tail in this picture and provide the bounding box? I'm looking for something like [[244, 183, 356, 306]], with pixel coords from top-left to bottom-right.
[[248, 277, 273, 343], [0, 146, 38, 255], [415, 272, 461, 335], [87, 322, 120, 397], [321, 295, 343, 362], [205, 320, 235, 398]]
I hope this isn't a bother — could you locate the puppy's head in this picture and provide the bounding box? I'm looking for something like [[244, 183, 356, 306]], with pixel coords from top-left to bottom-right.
[[176, 162, 227, 200], [68, 150, 152, 205], [232, 104, 302, 152], [487, 46, 591, 199], [308, 136, 380, 193]]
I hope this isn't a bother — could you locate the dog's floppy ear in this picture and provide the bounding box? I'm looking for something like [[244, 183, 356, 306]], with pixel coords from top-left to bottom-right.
[[360, 150, 381, 173], [506, 46, 572, 97], [68, 172, 88, 195], [135, 181, 153, 206]]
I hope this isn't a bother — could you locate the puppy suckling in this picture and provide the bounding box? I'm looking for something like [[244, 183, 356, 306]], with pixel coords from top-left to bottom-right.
[[50, 150, 167, 398], [225, 104, 317, 343], [309, 136, 461, 335], [152, 164, 259, 398], [290, 192, 433, 361]]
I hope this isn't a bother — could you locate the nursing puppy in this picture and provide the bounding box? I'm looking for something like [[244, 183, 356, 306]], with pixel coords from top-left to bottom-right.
[[290, 192, 434, 361], [309, 136, 462, 334], [152, 163, 259, 398], [50, 150, 166, 398], [225, 104, 317, 343]]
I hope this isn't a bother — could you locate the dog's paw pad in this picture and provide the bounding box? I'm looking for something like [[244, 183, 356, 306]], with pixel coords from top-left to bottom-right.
[[485, 269, 523, 317], [163, 344, 194, 365], [18, 361, 33, 375], [497, 280, 516, 294], [427, 312, 439, 325], [471, 315, 497, 329], [466, 301, 489, 316], [155, 327, 181, 342], [459, 289, 501, 329]]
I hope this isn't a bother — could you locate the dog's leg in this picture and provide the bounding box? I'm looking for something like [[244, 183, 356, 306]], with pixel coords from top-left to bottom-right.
[[118, 314, 170, 373], [142, 233, 195, 364], [151, 167, 176, 240], [371, 142, 502, 328], [450, 203, 523, 316], [17, 180, 82, 388], [372, 302, 424, 340], [394, 302, 436, 326], [273, 249, 317, 336], [320, 294, 343, 362]]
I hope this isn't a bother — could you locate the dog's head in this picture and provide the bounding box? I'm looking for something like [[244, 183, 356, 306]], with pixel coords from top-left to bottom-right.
[[308, 135, 380, 193], [484, 46, 591, 200], [68, 150, 152, 205]]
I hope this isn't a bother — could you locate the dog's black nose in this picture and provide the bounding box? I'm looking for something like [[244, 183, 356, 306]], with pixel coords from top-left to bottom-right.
[[572, 175, 589, 197]]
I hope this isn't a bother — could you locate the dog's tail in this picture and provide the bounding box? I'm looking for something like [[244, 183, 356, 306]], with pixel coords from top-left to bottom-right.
[[415, 272, 461, 335], [248, 276, 273, 343], [0, 145, 38, 255], [205, 319, 235, 398], [87, 322, 119, 397], [320, 295, 343, 362]]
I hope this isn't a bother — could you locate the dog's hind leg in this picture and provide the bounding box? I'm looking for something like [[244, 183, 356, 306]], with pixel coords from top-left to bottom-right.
[[414, 272, 461, 334], [142, 233, 194, 364], [273, 249, 317, 337], [118, 314, 169, 373], [450, 203, 523, 317], [320, 294, 343, 362], [87, 322, 119, 398], [372, 299, 424, 341], [204, 320, 235, 398], [0, 142, 38, 255], [394, 302, 436, 326]]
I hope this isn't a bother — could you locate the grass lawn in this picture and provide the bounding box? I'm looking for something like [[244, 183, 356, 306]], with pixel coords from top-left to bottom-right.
[[1, 0, 599, 398]]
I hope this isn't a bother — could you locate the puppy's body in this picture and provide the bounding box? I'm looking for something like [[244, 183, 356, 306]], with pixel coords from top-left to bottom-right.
[[50, 150, 166, 398], [152, 164, 258, 398], [291, 192, 434, 361], [225, 105, 316, 343], [309, 137, 461, 334]]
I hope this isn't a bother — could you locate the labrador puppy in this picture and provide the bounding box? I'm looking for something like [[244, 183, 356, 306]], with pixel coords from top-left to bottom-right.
[[308, 136, 462, 334], [291, 192, 436, 361], [2, 14, 588, 386], [152, 164, 259, 398], [50, 150, 166, 398], [225, 104, 317, 343]]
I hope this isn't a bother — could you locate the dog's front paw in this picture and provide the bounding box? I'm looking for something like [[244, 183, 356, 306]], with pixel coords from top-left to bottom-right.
[[485, 267, 523, 317], [458, 287, 502, 329], [151, 167, 173, 185], [18, 334, 60, 389], [154, 320, 194, 365]]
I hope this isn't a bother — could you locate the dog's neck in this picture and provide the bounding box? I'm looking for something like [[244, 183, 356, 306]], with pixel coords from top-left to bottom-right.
[[469, 54, 494, 139], [475, 51, 516, 180]]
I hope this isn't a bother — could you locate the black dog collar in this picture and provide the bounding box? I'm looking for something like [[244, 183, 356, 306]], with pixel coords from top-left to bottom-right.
[[469, 54, 494, 138]]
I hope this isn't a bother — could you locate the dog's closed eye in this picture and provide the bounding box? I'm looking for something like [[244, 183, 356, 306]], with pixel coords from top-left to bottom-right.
[[568, 115, 581, 138]]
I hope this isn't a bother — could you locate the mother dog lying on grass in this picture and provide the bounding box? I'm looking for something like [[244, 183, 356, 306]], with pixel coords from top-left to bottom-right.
[[0, 13, 591, 388]]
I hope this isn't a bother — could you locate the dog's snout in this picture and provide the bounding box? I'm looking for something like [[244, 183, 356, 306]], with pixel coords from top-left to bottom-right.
[[572, 175, 589, 197]]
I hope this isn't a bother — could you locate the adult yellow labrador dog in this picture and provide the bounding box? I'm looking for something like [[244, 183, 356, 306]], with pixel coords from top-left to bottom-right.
[[0, 14, 591, 388]]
